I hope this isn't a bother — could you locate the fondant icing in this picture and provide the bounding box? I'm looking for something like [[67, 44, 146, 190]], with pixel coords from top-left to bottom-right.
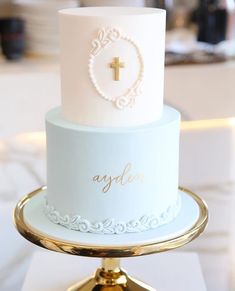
[[45, 106, 181, 233]]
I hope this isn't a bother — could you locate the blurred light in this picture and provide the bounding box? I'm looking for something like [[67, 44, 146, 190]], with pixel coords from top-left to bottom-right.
[[15, 131, 46, 145], [181, 118, 235, 130]]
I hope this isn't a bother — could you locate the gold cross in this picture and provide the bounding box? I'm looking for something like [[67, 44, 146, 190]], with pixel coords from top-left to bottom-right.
[[109, 57, 125, 81]]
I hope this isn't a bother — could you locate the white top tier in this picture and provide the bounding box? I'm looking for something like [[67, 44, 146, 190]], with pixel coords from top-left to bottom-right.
[[59, 7, 166, 127]]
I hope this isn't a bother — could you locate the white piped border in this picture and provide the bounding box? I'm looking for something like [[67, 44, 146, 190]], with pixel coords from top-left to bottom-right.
[[88, 27, 144, 110], [44, 196, 181, 235]]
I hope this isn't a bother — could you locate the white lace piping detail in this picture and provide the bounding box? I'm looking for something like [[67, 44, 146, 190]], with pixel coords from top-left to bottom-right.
[[88, 27, 144, 110], [44, 197, 181, 235]]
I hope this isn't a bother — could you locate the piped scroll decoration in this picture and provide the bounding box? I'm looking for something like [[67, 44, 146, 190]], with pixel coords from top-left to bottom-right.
[[88, 27, 144, 110], [44, 197, 181, 235]]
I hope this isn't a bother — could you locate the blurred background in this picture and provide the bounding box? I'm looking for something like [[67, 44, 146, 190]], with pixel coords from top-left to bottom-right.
[[0, 1, 235, 291]]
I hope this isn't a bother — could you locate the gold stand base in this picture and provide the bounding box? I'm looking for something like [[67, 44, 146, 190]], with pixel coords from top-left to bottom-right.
[[69, 276, 154, 291], [68, 258, 155, 291]]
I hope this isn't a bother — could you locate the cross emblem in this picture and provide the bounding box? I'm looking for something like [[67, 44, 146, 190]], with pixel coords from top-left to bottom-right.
[[109, 57, 125, 81]]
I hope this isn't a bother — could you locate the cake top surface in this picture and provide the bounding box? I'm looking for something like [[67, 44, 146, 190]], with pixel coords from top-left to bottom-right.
[[59, 7, 166, 17], [46, 106, 180, 133]]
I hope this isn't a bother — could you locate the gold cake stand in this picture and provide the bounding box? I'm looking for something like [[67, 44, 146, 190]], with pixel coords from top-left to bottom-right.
[[14, 187, 208, 291]]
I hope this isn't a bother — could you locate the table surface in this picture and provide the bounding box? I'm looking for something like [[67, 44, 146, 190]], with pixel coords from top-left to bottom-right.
[[22, 251, 207, 291]]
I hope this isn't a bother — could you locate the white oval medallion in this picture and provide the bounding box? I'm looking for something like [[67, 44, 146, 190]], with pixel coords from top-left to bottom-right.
[[88, 27, 144, 110]]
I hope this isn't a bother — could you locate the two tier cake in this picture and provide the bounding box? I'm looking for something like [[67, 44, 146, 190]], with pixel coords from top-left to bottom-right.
[[44, 7, 181, 234]]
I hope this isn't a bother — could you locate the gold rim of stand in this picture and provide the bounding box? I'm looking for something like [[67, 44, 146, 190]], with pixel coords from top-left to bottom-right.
[[14, 186, 208, 258]]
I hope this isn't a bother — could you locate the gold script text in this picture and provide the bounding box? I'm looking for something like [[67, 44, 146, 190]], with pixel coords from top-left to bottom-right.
[[92, 163, 144, 193]]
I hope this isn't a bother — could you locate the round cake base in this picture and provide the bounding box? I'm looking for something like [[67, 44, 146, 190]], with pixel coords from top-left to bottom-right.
[[14, 187, 208, 290], [14, 187, 208, 257]]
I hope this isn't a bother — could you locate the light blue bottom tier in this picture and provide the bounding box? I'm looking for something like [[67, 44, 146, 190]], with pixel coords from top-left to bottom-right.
[[45, 106, 181, 234]]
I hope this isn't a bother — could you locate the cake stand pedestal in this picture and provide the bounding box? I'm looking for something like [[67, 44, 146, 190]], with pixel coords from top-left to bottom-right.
[[14, 187, 208, 291]]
